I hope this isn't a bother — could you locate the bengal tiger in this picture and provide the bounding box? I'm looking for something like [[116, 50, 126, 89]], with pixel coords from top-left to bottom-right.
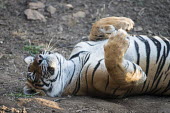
[[24, 16, 170, 98]]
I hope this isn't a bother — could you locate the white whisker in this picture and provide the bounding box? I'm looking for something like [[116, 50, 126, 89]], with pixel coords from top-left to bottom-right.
[[47, 38, 54, 51], [51, 48, 57, 53]]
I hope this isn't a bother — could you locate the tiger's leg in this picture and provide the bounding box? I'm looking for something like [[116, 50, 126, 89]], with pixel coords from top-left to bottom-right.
[[104, 29, 146, 88], [23, 82, 46, 96], [89, 16, 134, 41]]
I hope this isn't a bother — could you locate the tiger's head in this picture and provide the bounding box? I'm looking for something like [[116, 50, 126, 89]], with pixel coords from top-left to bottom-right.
[[24, 52, 67, 97]]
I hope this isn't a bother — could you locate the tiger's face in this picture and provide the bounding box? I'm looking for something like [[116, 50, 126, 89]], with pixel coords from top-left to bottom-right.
[[24, 52, 60, 96]]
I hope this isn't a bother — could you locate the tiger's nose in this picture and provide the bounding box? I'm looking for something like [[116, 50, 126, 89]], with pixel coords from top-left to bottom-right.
[[36, 54, 43, 64]]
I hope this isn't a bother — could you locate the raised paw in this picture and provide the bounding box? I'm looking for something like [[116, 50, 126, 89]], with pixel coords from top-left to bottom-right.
[[110, 29, 128, 40], [105, 29, 129, 56], [115, 17, 134, 31], [89, 16, 134, 41]]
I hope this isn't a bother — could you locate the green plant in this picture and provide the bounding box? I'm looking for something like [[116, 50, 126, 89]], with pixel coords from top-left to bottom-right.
[[23, 45, 43, 55], [9, 93, 33, 98]]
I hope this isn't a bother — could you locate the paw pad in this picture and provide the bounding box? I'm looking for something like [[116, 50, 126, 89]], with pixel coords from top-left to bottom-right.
[[100, 25, 116, 34]]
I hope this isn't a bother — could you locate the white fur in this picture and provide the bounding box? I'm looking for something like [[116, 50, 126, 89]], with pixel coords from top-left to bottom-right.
[[24, 56, 34, 65], [100, 25, 116, 34]]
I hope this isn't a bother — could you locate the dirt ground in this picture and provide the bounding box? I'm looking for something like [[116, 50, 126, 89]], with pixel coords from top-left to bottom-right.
[[0, 0, 170, 112]]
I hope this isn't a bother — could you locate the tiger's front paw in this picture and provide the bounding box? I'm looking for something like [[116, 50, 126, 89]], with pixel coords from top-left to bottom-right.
[[106, 29, 129, 54], [23, 85, 37, 95]]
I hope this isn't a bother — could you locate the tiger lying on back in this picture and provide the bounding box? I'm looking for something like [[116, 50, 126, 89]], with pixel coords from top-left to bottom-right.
[[24, 16, 170, 98]]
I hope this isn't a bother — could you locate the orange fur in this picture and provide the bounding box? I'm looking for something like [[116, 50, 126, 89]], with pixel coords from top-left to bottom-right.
[[89, 16, 134, 41]]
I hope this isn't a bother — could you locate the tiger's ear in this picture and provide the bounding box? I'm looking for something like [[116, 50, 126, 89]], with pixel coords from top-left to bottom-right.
[[24, 56, 34, 65]]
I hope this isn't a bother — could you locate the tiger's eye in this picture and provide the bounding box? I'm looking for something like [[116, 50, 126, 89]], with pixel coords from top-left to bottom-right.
[[48, 67, 55, 75]]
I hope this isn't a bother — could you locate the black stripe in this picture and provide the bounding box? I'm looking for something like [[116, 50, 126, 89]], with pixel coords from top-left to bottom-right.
[[105, 75, 110, 91], [41, 78, 50, 87], [166, 63, 170, 74], [68, 60, 76, 84], [141, 81, 147, 92], [56, 56, 62, 79], [124, 88, 133, 97], [49, 56, 61, 82], [150, 37, 161, 63], [132, 63, 137, 74], [161, 80, 170, 94], [72, 54, 90, 95], [163, 73, 169, 81], [154, 46, 167, 81], [85, 64, 91, 93], [151, 73, 163, 93], [84, 53, 90, 65], [112, 87, 120, 96], [85, 42, 98, 46], [72, 72, 81, 95], [91, 59, 104, 85], [137, 36, 151, 75], [69, 51, 88, 59], [134, 41, 140, 65], [162, 37, 170, 57], [152, 87, 162, 94], [144, 81, 150, 93]]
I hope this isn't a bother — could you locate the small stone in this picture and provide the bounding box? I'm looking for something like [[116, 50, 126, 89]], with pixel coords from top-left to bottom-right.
[[73, 11, 86, 18], [0, 41, 3, 44], [147, 30, 153, 34], [65, 4, 73, 9], [134, 26, 143, 32], [28, 2, 45, 9], [82, 36, 88, 41], [24, 9, 46, 22], [46, 5, 56, 15]]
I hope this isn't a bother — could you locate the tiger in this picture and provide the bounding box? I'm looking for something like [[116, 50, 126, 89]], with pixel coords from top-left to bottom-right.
[[23, 16, 170, 98]]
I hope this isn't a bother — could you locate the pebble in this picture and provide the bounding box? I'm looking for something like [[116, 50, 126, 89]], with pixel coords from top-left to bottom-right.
[[46, 5, 56, 15], [24, 9, 46, 22], [65, 4, 73, 9], [0, 41, 3, 44], [28, 2, 45, 9], [73, 11, 86, 18], [134, 26, 143, 32]]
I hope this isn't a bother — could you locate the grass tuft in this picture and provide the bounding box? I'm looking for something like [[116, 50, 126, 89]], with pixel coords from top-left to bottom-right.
[[9, 93, 33, 98], [23, 45, 44, 55]]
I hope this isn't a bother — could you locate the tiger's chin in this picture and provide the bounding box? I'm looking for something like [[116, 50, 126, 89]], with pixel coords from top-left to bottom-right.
[[23, 82, 46, 96]]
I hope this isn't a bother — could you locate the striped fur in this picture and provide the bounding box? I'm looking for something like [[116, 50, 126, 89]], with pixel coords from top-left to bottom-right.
[[24, 17, 170, 98]]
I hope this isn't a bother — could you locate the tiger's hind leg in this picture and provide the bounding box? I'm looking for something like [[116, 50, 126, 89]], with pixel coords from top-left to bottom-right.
[[89, 16, 134, 41], [104, 29, 146, 88]]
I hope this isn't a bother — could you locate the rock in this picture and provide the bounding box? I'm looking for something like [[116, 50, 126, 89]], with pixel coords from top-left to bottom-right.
[[147, 30, 153, 34], [24, 9, 46, 22], [28, 2, 45, 9], [46, 5, 56, 15], [73, 11, 86, 18], [134, 26, 143, 32], [65, 4, 73, 9]]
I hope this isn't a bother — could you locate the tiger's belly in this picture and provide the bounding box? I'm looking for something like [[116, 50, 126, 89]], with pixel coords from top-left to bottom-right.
[[69, 35, 170, 97]]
